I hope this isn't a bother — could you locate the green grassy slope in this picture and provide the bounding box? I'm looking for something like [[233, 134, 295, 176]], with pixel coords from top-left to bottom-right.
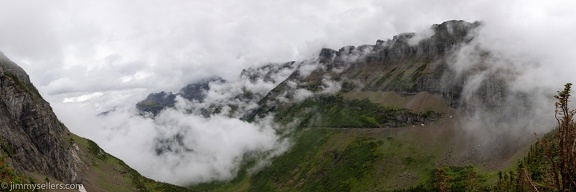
[[192, 90, 535, 191], [0, 150, 34, 192], [68, 134, 192, 192], [196, 126, 485, 191]]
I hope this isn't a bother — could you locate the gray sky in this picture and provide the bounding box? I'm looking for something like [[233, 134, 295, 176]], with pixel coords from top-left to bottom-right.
[[2, 0, 576, 185], [0, 0, 483, 97], [2, 0, 574, 99]]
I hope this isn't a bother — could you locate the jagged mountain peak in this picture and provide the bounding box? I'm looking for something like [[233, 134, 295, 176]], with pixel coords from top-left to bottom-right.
[[136, 76, 226, 116], [240, 61, 298, 83], [179, 76, 227, 101], [0, 52, 35, 92], [315, 20, 480, 71]]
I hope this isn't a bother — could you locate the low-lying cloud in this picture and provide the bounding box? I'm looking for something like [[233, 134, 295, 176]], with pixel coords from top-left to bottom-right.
[[56, 101, 286, 185], [442, 14, 576, 157]]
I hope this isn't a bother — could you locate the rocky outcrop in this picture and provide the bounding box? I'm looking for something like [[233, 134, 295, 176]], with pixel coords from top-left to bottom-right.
[[0, 52, 80, 183], [136, 77, 226, 115], [328, 20, 480, 98]]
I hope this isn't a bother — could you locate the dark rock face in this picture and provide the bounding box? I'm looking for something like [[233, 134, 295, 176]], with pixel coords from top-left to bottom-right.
[[136, 77, 226, 116], [318, 48, 337, 64], [136, 91, 177, 116], [328, 20, 480, 101], [179, 77, 225, 102], [0, 52, 80, 183], [240, 61, 297, 83]]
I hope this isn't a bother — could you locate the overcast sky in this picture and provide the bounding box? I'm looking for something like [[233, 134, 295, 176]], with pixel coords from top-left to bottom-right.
[[1, 0, 575, 100], [0, 0, 484, 98], [2, 0, 576, 185]]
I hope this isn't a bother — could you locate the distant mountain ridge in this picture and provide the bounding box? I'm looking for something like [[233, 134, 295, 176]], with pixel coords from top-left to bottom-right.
[[136, 61, 299, 117], [136, 77, 226, 115], [138, 20, 487, 119]]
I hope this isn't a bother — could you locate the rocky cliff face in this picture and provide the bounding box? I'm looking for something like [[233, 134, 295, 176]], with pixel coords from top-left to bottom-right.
[[0, 52, 80, 183], [136, 77, 226, 116], [271, 20, 480, 104]]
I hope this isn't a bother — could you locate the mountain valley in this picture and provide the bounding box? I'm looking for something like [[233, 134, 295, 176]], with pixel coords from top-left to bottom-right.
[[1, 19, 573, 191]]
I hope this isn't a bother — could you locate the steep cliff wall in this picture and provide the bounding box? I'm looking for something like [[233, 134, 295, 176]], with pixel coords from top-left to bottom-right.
[[0, 52, 80, 183]]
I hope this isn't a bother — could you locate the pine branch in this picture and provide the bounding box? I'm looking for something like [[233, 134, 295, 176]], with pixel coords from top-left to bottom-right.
[[523, 168, 539, 192]]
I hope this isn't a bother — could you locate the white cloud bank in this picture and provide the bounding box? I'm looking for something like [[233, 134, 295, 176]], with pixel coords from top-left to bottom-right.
[[53, 100, 288, 185]]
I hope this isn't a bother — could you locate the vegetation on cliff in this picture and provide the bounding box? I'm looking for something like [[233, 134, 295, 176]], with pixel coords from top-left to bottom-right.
[[275, 95, 441, 128]]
